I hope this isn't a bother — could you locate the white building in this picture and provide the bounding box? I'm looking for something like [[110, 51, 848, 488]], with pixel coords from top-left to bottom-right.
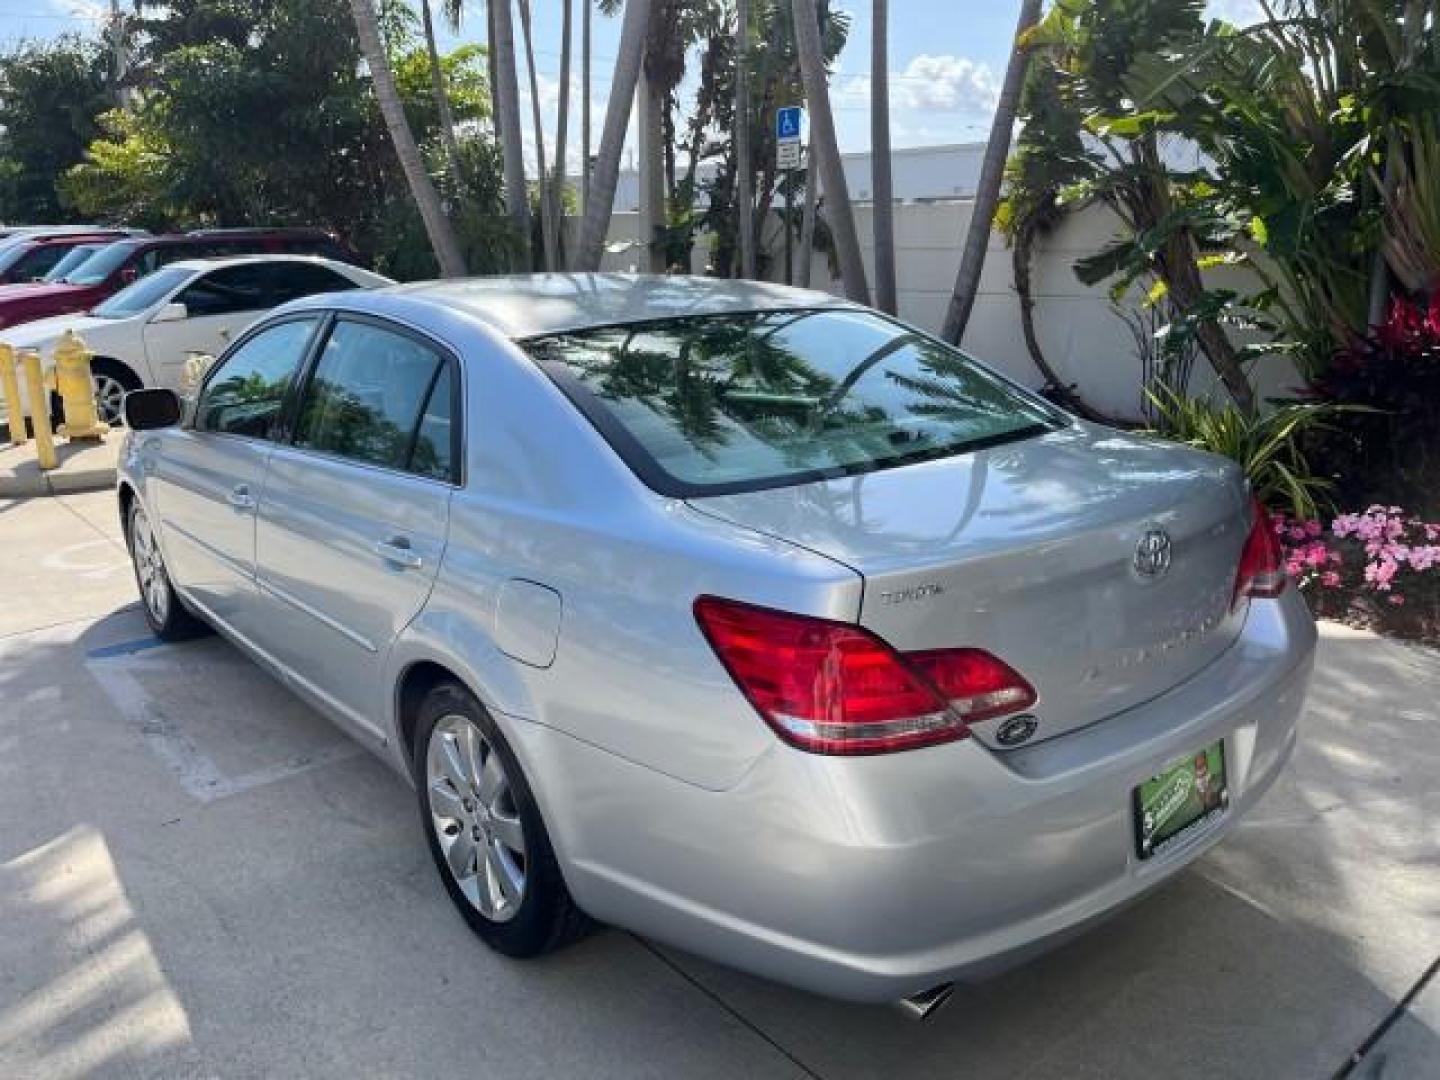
[[609, 142, 989, 211]]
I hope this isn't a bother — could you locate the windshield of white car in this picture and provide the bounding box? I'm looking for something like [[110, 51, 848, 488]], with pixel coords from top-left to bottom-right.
[[91, 266, 190, 319], [43, 244, 106, 283], [526, 308, 1064, 498]]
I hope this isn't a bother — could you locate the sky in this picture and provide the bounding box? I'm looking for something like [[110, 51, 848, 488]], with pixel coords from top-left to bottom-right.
[[13, 0, 1265, 167]]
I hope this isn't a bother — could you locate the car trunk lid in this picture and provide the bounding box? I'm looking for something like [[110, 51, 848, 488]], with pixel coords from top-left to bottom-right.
[[687, 423, 1251, 747]]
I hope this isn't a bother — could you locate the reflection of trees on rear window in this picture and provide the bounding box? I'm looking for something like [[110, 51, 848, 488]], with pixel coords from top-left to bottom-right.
[[526, 309, 1058, 494]]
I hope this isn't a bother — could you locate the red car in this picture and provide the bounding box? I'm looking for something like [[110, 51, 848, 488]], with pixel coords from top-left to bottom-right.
[[0, 228, 359, 330], [0, 231, 136, 285]]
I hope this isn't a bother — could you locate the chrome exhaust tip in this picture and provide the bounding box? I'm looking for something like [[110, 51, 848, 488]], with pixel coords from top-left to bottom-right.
[[894, 982, 955, 1021]]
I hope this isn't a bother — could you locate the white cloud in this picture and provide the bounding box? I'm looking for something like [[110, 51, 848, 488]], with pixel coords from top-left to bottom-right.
[[841, 54, 999, 116], [1206, 0, 1265, 25], [53, 0, 106, 23]]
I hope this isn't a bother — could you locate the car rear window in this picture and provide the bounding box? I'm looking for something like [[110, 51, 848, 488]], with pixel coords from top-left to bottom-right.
[[524, 308, 1062, 497]]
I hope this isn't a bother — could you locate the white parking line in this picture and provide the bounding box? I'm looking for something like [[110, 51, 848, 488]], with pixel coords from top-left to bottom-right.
[[86, 644, 361, 803]]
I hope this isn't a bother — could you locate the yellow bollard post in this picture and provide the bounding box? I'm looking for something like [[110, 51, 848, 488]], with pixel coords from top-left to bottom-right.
[[52, 330, 109, 440], [0, 343, 26, 445], [19, 349, 56, 471]]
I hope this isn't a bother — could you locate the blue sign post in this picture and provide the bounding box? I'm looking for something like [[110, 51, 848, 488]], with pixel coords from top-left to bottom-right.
[[775, 107, 806, 286]]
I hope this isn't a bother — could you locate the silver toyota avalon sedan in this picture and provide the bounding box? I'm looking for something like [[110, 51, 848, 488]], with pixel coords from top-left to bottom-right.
[[117, 274, 1316, 1015]]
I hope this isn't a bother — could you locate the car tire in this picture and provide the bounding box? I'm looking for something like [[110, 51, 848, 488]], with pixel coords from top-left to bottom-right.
[[91, 358, 142, 427], [127, 500, 209, 642], [414, 680, 590, 957]]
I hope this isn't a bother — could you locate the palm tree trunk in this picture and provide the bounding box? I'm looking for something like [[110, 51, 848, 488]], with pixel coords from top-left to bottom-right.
[[798, 134, 818, 288], [420, 0, 465, 189], [492, 0, 531, 262], [577, 0, 653, 271], [871, 0, 896, 313], [554, 0, 573, 267], [349, 0, 465, 277], [581, 0, 592, 218], [735, 0, 756, 279], [517, 0, 556, 270], [791, 0, 868, 304], [1013, 215, 1110, 421], [486, 1, 502, 143], [638, 53, 666, 272], [942, 0, 1041, 344], [1368, 0, 1426, 328], [1161, 237, 1256, 414]]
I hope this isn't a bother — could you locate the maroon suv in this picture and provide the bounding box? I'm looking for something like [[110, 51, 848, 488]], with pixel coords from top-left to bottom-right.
[[0, 228, 359, 330], [0, 231, 135, 285]]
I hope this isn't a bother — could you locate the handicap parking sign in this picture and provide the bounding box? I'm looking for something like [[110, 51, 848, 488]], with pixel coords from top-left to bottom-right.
[[776, 106, 803, 143]]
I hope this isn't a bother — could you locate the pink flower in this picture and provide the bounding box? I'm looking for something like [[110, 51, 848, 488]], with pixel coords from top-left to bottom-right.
[[1321, 571, 1341, 588], [1365, 557, 1400, 591], [1388, 595, 1406, 606]]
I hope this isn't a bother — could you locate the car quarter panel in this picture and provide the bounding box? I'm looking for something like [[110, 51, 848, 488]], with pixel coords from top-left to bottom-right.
[[369, 305, 864, 792], [532, 589, 1315, 1002]]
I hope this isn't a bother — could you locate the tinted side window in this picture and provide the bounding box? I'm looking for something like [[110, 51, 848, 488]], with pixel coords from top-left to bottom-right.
[[411, 363, 455, 482], [282, 237, 347, 259], [267, 263, 357, 305], [177, 265, 272, 317], [135, 246, 190, 276], [199, 318, 319, 437], [293, 321, 447, 474], [13, 245, 68, 280]]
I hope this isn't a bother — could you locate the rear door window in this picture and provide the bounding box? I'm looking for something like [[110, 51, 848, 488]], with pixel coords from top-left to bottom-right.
[[198, 317, 321, 438], [292, 319, 455, 478], [265, 262, 358, 304], [177, 265, 273, 317]]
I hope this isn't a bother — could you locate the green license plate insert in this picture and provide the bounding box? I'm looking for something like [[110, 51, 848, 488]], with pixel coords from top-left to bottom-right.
[[1134, 740, 1228, 859]]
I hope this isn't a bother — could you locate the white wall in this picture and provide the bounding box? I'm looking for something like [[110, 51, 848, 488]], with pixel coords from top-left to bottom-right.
[[591, 199, 1302, 421]]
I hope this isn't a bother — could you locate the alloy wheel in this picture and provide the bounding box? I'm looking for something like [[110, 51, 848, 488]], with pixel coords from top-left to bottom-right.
[[426, 714, 528, 922], [93, 373, 126, 425], [130, 507, 169, 624]]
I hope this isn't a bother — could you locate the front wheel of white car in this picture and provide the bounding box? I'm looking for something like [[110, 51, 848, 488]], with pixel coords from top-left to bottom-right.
[[128, 502, 208, 641], [415, 681, 589, 957], [93, 359, 142, 426]]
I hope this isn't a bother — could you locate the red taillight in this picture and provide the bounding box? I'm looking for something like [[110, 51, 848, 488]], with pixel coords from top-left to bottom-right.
[[1234, 498, 1287, 606], [693, 596, 1036, 756]]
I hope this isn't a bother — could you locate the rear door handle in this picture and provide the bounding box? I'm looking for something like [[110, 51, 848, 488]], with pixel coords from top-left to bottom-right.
[[227, 484, 255, 511], [374, 537, 423, 570]]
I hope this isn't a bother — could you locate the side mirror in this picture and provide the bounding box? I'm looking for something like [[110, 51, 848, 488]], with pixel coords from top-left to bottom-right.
[[119, 266, 139, 285], [152, 302, 188, 324], [123, 388, 181, 431]]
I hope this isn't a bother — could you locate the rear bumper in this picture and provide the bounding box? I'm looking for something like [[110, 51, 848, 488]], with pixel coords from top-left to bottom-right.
[[523, 589, 1317, 1003]]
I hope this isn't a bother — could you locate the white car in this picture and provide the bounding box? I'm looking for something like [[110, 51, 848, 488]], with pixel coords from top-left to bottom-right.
[[2, 254, 391, 423]]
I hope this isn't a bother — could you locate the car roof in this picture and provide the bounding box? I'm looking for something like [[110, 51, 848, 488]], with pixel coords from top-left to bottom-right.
[[163, 253, 356, 273], [359, 273, 856, 339], [104, 231, 329, 252], [21, 231, 130, 246]]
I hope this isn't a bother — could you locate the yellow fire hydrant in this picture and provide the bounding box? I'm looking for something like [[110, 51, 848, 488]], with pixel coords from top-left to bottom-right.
[[0, 343, 26, 445], [52, 330, 110, 440]]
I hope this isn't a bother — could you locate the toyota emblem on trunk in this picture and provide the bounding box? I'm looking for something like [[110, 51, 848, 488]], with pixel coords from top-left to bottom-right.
[[1134, 527, 1173, 579]]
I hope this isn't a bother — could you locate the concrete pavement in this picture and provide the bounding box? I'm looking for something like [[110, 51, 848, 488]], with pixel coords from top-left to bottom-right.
[[0, 491, 1436, 1079], [0, 437, 118, 498]]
